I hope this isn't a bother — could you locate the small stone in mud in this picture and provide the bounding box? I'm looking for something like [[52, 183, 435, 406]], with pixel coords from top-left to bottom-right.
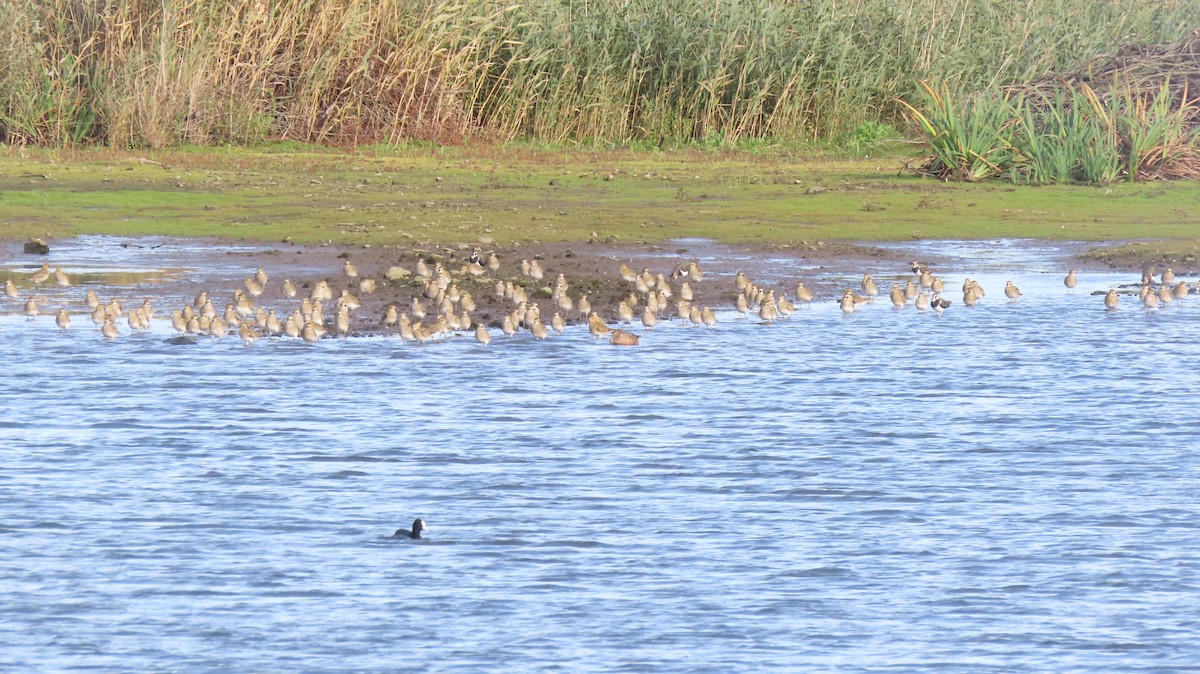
[[24, 238, 50, 255]]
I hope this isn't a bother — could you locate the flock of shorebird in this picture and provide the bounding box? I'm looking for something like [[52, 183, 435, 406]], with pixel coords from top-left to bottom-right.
[[1, 255, 653, 346], [0, 254, 1187, 346]]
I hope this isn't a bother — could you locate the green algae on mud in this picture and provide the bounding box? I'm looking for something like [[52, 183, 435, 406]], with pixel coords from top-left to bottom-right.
[[2, 147, 1199, 257]]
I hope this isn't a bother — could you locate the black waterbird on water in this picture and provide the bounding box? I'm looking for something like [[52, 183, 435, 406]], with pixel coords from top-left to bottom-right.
[[394, 519, 428, 539]]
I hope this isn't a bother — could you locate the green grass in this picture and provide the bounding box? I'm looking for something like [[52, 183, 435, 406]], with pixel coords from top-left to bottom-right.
[[3, 146, 1200, 250]]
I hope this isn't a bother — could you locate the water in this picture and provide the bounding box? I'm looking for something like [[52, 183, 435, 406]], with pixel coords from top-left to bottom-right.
[[2, 240, 1199, 672]]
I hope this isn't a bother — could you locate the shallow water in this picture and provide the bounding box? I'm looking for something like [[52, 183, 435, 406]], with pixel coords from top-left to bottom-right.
[[2, 240, 1199, 672]]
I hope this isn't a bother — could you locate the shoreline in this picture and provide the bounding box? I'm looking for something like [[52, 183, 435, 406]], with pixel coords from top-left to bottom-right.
[[0, 235, 1169, 340]]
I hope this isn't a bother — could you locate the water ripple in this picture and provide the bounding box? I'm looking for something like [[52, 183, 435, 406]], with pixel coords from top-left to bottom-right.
[[1, 245, 1198, 671]]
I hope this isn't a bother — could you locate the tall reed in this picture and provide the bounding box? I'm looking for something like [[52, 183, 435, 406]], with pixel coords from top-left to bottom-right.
[[2, 0, 1197, 147]]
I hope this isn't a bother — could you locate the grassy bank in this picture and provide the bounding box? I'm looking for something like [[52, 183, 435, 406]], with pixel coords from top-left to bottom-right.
[[2, 1, 1197, 147], [3, 146, 1199, 254]]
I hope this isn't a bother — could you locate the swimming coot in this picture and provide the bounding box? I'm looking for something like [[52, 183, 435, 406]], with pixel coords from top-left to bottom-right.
[[394, 518, 428, 539]]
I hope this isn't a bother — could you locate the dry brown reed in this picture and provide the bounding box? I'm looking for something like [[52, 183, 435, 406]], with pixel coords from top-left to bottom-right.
[[2, 0, 1198, 148]]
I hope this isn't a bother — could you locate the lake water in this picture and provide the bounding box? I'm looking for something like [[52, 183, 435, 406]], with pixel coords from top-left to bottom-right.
[[2, 239, 1198, 672]]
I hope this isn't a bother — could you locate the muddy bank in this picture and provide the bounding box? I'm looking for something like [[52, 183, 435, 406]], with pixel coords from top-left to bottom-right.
[[176, 238, 918, 333], [1080, 240, 1200, 276]]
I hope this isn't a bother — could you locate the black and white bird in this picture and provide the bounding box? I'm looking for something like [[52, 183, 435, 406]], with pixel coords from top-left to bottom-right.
[[931, 293, 951, 313], [394, 519, 428, 540]]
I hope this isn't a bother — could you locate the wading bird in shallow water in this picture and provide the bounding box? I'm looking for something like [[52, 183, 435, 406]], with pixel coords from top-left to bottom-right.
[[29, 263, 50, 285], [839, 290, 855, 314], [1104, 290, 1119, 311], [610, 329, 640, 346], [475, 323, 491, 345], [1157, 285, 1174, 307], [1004, 281, 1022, 300], [931, 294, 951, 314], [1064, 269, 1077, 294], [795, 282, 814, 305], [239, 322, 259, 346], [861, 273, 879, 297], [394, 519, 428, 540], [588, 312, 612, 338]]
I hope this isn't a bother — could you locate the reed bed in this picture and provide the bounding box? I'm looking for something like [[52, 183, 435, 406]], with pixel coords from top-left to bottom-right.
[[902, 30, 1200, 184], [1, 0, 1198, 148]]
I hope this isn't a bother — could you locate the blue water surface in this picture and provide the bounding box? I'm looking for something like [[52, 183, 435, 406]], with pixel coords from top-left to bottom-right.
[[1, 239, 1198, 672]]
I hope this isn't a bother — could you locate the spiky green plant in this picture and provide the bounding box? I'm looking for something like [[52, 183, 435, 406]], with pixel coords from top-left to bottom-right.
[[898, 81, 1018, 181]]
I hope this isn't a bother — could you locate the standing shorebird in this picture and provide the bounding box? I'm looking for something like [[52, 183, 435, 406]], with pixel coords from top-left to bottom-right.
[[239, 322, 259, 346], [861, 274, 879, 297], [1104, 289, 1119, 311], [1157, 285, 1174, 307], [1064, 269, 1078, 294], [29, 264, 50, 286], [931, 294, 951, 314], [795, 282, 814, 305], [1004, 281, 1022, 301], [839, 290, 856, 314]]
